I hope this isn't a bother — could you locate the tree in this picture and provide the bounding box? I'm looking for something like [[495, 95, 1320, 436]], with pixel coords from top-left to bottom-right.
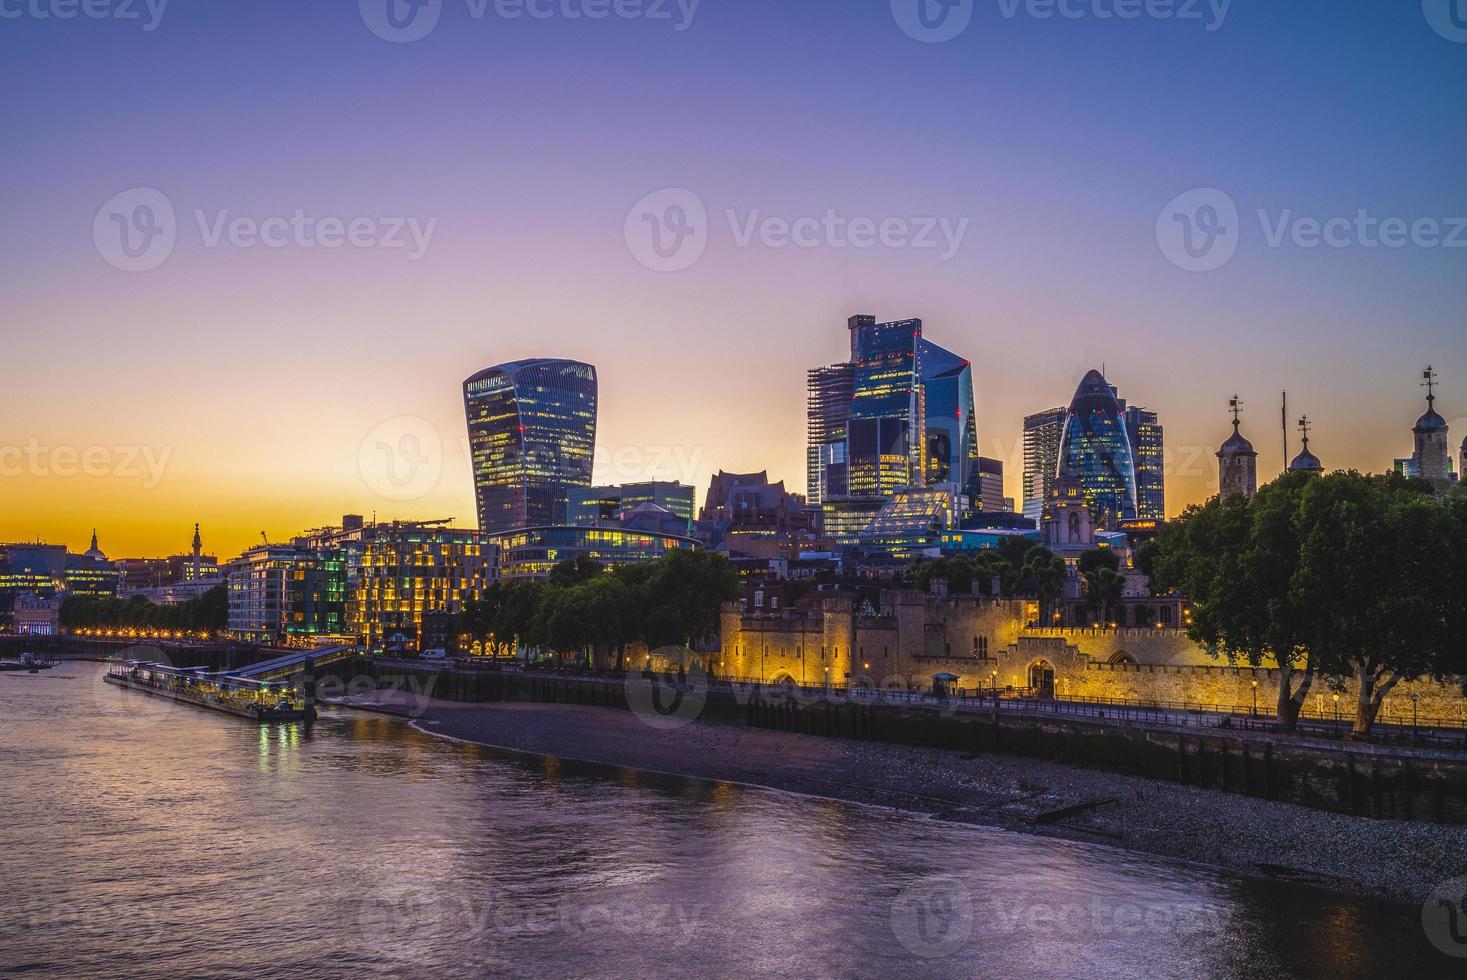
[[1152, 476, 1317, 731], [1291, 473, 1467, 735], [1083, 567, 1124, 626], [1021, 547, 1067, 627], [1077, 548, 1120, 577]]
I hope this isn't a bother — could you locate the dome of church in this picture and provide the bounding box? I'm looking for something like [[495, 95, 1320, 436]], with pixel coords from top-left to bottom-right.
[[82, 529, 107, 562]]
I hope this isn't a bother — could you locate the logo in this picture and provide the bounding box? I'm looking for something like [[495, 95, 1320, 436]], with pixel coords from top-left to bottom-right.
[[624, 187, 708, 272], [1156, 187, 1240, 272], [1423, 0, 1467, 42], [356, 881, 449, 955], [1424, 876, 1467, 958], [93, 188, 176, 272], [891, 0, 974, 43], [624, 658, 708, 731], [360, 0, 442, 43], [891, 877, 974, 958], [358, 417, 443, 502]]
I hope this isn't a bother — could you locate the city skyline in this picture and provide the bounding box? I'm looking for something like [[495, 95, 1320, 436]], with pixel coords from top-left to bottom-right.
[[5, 1, 1466, 558]]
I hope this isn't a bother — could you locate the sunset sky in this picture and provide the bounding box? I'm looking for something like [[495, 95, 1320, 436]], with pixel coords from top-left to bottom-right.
[[3, 0, 1465, 559]]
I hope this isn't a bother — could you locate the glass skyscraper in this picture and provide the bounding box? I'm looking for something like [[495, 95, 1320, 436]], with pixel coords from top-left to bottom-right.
[[806, 315, 979, 534], [464, 359, 598, 533], [1022, 407, 1067, 524], [1123, 405, 1165, 521], [1057, 370, 1139, 528]]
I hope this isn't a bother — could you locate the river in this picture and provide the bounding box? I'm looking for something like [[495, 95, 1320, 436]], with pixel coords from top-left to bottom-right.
[[0, 664, 1454, 978]]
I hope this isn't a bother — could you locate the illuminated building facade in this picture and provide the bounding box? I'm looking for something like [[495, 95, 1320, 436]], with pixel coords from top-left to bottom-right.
[[976, 456, 1008, 514], [1123, 405, 1165, 521], [488, 525, 698, 581], [1056, 370, 1139, 529], [808, 314, 980, 540], [1022, 407, 1066, 524], [857, 484, 963, 560], [226, 545, 347, 646], [847, 316, 924, 498], [349, 524, 495, 651], [806, 362, 854, 508], [568, 482, 695, 534], [464, 359, 598, 533]]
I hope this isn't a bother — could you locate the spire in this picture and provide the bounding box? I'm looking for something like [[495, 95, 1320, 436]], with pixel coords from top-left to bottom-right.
[[90, 529, 98, 552], [1424, 365, 1438, 410], [192, 523, 202, 557]]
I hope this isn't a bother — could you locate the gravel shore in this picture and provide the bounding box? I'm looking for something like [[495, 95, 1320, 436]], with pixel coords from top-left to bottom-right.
[[334, 691, 1467, 905]]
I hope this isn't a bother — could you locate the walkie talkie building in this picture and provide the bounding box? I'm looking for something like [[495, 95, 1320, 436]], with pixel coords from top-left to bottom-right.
[[463, 359, 598, 533]]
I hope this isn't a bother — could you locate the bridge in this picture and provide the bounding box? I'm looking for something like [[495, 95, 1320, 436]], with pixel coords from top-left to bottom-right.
[[229, 646, 358, 682]]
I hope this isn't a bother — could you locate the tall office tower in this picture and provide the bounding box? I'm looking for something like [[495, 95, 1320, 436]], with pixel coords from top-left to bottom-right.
[[1056, 370, 1139, 529], [846, 316, 925, 497], [1217, 397, 1258, 500], [1412, 366, 1451, 490], [919, 338, 978, 502], [463, 359, 598, 533], [1022, 408, 1067, 524], [1122, 404, 1165, 520], [976, 457, 1007, 513], [806, 362, 854, 508]]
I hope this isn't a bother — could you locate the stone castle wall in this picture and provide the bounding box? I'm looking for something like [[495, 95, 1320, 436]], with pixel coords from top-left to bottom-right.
[[717, 595, 1467, 725]]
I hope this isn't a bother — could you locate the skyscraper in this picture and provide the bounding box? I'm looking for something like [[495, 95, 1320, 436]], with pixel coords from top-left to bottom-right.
[[919, 337, 978, 500], [1022, 407, 1066, 524], [463, 359, 598, 533], [1056, 369, 1139, 529], [806, 362, 854, 508], [1123, 404, 1165, 521], [846, 316, 924, 498]]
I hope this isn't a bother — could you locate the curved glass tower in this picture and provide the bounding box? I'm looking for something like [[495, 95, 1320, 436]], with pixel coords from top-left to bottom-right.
[[1057, 369, 1138, 528], [464, 359, 598, 533]]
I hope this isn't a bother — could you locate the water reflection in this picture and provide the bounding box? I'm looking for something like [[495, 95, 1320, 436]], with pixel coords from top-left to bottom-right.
[[0, 664, 1454, 980]]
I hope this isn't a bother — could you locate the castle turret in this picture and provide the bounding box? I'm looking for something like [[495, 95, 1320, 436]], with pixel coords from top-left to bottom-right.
[[1288, 416, 1324, 476], [1413, 366, 1450, 490], [1217, 396, 1258, 499]]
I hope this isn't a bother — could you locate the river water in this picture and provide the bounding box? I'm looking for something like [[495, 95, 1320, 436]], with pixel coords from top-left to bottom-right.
[[0, 664, 1455, 979]]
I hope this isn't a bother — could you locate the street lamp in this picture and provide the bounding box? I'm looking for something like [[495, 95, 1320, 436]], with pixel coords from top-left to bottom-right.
[[1252, 680, 1258, 717], [1333, 694, 1340, 724], [1411, 692, 1420, 740]]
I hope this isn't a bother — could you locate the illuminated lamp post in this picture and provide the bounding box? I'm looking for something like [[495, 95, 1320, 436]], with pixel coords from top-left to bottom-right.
[[1252, 680, 1258, 717]]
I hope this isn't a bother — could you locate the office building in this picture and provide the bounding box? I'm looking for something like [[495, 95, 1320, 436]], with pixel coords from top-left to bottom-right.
[[1123, 405, 1165, 521], [226, 545, 347, 646], [488, 525, 698, 581], [806, 363, 854, 508], [349, 523, 496, 651], [1022, 407, 1066, 524], [464, 359, 598, 533], [1056, 370, 1139, 529], [568, 482, 695, 534]]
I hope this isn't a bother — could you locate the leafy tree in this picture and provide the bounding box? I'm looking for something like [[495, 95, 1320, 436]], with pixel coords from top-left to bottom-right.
[[1077, 548, 1120, 576], [1291, 473, 1467, 734], [1083, 567, 1125, 625], [1021, 546, 1067, 626], [1152, 476, 1316, 731]]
